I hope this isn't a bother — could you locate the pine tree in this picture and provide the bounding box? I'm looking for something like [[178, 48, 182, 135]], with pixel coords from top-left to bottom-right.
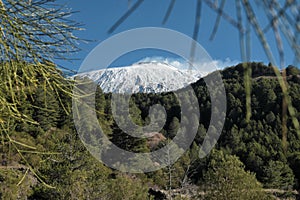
[[201, 150, 271, 200], [263, 160, 295, 190], [33, 87, 60, 132]]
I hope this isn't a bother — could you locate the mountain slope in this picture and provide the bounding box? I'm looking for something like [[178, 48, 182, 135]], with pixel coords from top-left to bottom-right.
[[76, 62, 204, 93]]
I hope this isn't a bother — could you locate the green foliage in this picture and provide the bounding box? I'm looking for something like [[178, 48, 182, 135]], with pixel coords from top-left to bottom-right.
[[2, 62, 300, 199], [0, 0, 80, 189], [168, 117, 180, 138], [263, 160, 295, 190], [286, 65, 300, 76], [0, 169, 34, 199], [201, 150, 271, 200], [106, 174, 152, 200], [33, 86, 60, 132]]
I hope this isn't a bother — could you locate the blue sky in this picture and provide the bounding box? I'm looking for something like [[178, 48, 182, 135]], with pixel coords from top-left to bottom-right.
[[58, 0, 297, 71]]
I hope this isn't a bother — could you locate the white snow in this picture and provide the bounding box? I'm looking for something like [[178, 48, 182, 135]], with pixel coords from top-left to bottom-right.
[[75, 62, 206, 93]]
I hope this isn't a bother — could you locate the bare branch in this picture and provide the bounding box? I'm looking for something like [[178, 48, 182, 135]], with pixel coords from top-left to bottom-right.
[[162, 0, 176, 25], [108, 0, 144, 34]]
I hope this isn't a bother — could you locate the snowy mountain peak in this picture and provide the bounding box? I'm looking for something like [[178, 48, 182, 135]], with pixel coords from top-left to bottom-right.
[[75, 62, 203, 93]]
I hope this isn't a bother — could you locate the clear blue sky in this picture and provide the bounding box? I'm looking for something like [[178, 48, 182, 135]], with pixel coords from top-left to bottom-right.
[[58, 0, 297, 71]]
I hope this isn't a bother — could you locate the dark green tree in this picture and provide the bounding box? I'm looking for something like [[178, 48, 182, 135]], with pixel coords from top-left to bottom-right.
[[201, 150, 271, 200], [262, 160, 295, 190]]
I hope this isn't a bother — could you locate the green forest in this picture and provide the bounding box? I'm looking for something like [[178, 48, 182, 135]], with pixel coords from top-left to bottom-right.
[[1, 62, 300, 199]]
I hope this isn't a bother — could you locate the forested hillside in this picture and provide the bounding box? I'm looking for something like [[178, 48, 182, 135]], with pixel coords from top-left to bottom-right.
[[1, 62, 300, 199]]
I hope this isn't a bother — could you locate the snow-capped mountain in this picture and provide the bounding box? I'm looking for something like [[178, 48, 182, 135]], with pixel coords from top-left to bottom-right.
[[75, 62, 205, 93]]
